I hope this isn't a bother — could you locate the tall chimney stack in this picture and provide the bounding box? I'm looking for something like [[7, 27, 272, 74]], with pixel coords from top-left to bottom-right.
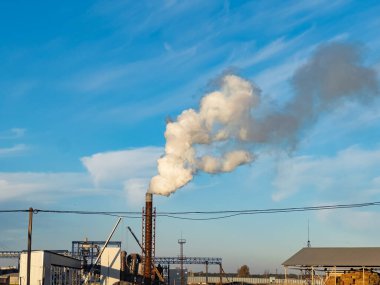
[[144, 192, 153, 285]]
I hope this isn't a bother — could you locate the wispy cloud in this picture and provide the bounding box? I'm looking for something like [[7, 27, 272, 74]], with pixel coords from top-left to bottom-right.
[[64, 43, 200, 94], [0, 79, 39, 99], [123, 178, 150, 206], [0, 172, 92, 203], [316, 208, 380, 231], [234, 31, 311, 69], [68, 65, 130, 93], [0, 128, 26, 139], [272, 146, 380, 202], [254, 57, 305, 94], [0, 144, 28, 156], [301, 100, 380, 149], [81, 146, 162, 184], [0, 147, 164, 206], [239, 38, 288, 68], [82, 147, 163, 205], [263, 0, 348, 34]]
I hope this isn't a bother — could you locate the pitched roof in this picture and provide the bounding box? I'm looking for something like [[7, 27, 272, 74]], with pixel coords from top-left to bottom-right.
[[283, 247, 380, 267]]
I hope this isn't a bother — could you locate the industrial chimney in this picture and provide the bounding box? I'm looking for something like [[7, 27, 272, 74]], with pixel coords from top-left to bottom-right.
[[144, 193, 153, 285]]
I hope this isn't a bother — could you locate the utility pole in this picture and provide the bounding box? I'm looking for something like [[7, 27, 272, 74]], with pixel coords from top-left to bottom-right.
[[27, 207, 33, 285], [307, 219, 311, 247]]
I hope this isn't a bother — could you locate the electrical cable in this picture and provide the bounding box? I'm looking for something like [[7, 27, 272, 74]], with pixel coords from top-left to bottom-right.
[[0, 210, 29, 213], [1, 201, 380, 220]]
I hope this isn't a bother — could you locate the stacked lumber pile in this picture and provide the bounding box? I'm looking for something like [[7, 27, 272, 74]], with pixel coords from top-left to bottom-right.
[[326, 271, 380, 285]]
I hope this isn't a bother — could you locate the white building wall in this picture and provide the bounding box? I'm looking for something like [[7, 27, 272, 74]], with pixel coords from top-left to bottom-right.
[[19, 251, 81, 285], [19, 251, 44, 285], [100, 248, 121, 285]]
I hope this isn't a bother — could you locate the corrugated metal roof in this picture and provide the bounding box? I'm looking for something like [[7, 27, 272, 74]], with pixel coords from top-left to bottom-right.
[[283, 247, 380, 267]]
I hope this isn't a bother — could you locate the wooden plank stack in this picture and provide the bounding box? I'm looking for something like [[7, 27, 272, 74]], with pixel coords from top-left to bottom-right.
[[326, 271, 380, 285]]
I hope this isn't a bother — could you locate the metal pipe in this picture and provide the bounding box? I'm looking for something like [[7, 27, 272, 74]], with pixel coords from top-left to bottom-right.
[[128, 226, 144, 251], [94, 217, 122, 266], [26, 208, 33, 285], [144, 193, 153, 285], [84, 217, 122, 285], [127, 226, 164, 283]]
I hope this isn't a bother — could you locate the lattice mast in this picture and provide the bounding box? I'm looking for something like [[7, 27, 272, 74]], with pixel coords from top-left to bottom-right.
[[178, 238, 186, 285]]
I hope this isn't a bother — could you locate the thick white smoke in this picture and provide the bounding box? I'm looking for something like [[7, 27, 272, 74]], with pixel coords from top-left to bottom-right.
[[149, 75, 257, 196], [149, 42, 379, 196]]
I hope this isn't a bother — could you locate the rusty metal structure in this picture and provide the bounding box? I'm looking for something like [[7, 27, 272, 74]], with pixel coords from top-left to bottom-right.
[[154, 257, 223, 285], [142, 193, 156, 285]]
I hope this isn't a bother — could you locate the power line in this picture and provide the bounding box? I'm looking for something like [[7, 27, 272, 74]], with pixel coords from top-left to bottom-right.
[[0, 210, 29, 213], [1, 201, 380, 220]]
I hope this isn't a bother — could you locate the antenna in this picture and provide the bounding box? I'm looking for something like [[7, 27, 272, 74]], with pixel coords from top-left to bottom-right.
[[307, 219, 311, 247]]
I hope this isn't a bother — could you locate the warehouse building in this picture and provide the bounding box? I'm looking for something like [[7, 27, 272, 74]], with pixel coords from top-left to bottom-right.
[[283, 247, 380, 285], [19, 251, 81, 285]]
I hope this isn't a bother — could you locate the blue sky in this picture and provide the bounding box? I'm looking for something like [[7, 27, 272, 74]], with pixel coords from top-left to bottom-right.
[[1, 0, 380, 273]]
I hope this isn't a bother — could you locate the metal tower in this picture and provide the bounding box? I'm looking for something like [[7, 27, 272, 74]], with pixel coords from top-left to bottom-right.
[[178, 238, 186, 285]]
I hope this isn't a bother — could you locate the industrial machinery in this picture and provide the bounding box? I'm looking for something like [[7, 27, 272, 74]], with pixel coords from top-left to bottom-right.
[[71, 239, 122, 274]]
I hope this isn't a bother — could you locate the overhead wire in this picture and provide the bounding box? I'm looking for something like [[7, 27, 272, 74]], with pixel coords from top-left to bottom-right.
[[1, 201, 380, 220]]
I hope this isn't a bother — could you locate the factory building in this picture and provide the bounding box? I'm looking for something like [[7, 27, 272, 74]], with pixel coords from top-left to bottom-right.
[[19, 251, 81, 285]]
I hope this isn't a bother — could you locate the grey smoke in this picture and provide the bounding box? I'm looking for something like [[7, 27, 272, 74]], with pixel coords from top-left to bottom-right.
[[247, 42, 379, 148], [149, 42, 379, 196]]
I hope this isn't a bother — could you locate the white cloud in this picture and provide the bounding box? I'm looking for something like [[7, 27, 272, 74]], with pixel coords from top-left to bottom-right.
[[123, 178, 150, 206], [0, 144, 28, 156], [0, 172, 91, 203], [272, 146, 380, 202], [0, 128, 26, 139], [0, 147, 163, 206], [10, 128, 26, 138], [82, 147, 163, 205], [316, 208, 380, 231], [81, 146, 162, 184]]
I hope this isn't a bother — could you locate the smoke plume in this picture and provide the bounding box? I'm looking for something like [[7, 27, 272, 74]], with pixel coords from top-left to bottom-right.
[[149, 42, 379, 196]]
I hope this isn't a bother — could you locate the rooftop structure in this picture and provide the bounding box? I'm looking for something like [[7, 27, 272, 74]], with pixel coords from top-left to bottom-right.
[[283, 247, 380, 268]]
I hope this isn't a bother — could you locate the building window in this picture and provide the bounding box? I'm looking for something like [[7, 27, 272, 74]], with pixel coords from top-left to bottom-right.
[[50, 266, 80, 285]]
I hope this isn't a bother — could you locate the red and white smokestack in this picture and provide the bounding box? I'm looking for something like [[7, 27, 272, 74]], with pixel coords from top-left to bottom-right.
[[144, 192, 153, 284]]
